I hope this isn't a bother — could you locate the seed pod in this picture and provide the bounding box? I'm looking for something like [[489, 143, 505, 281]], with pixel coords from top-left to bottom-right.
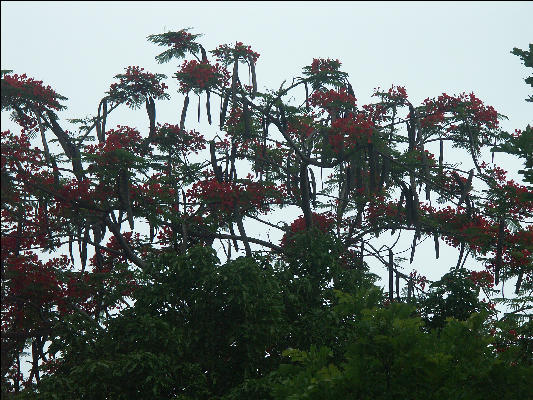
[[229, 141, 237, 183], [96, 101, 103, 143], [286, 154, 291, 196], [494, 218, 505, 285], [410, 229, 418, 264], [433, 232, 440, 259], [405, 189, 413, 227], [118, 169, 134, 230], [180, 93, 190, 130], [220, 89, 230, 129], [408, 103, 417, 150], [210, 141, 223, 182], [368, 144, 376, 193], [68, 233, 74, 265], [249, 55, 257, 96], [231, 59, 239, 105], [51, 158, 60, 187], [146, 97, 155, 139], [102, 98, 108, 139], [95, 110, 102, 143], [396, 271, 400, 301], [380, 156, 389, 190], [149, 220, 154, 243], [456, 242, 465, 269], [347, 82, 355, 98], [199, 44, 208, 63], [206, 90, 212, 125], [407, 121, 415, 152], [439, 138, 443, 175], [388, 249, 394, 302], [411, 189, 419, 226], [515, 270, 524, 294], [243, 98, 251, 139], [309, 167, 316, 208], [81, 225, 89, 272], [279, 102, 287, 131], [304, 81, 310, 112], [197, 94, 201, 123], [397, 189, 405, 217]]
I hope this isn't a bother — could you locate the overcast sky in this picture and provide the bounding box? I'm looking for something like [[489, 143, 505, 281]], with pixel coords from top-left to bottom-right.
[[2, 1, 532, 294]]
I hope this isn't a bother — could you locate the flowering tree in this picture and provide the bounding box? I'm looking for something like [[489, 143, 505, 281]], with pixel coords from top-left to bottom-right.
[[1, 30, 531, 397]]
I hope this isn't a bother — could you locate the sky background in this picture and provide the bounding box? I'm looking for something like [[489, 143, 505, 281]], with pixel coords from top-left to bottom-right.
[[2, 1, 532, 299]]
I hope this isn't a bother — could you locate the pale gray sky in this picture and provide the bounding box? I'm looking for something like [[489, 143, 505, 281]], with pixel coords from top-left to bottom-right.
[[2, 1, 532, 294]]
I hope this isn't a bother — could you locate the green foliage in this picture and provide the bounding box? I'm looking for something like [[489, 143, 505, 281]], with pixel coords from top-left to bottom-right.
[[418, 268, 494, 330], [511, 44, 533, 102], [269, 304, 533, 400]]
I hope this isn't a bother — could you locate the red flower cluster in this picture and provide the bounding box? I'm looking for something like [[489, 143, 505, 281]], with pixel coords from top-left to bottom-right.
[[420, 204, 498, 253], [175, 60, 230, 93], [421, 92, 499, 130], [468, 270, 495, 288], [409, 270, 427, 291], [168, 30, 195, 49], [309, 58, 342, 74], [155, 124, 206, 154], [330, 112, 375, 152], [225, 107, 243, 127], [2, 73, 64, 111], [108, 66, 168, 107], [187, 177, 280, 217], [86, 125, 142, 158], [310, 87, 357, 111], [281, 212, 335, 247], [131, 173, 176, 207], [212, 41, 260, 64], [504, 227, 533, 269], [287, 118, 314, 139]]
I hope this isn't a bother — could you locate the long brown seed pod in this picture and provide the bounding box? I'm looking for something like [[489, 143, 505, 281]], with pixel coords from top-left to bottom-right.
[[494, 218, 505, 285], [118, 169, 134, 230], [396, 271, 400, 301], [410, 229, 418, 264], [210, 141, 223, 182], [243, 98, 251, 139], [379, 155, 389, 190], [515, 271, 524, 294], [96, 101, 102, 143], [249, 55, 257, 96], [145, 97, 155, 139], [304, 81, 310, 112], [309, 167, 316, 208], [434, 232, 440, 259], [456, 242, 465, 269], [199, 44, 208, 62], [206, 90, 212, 125], [81, 225, 89, 273], [231, 59, 239, 105], [439, 138, 443, 175], [102, 98, 108, 140], [197, 94, 201, 123], [149, 220, 154, 243], [220, 89, 230, 129], [180, 93, 190, 130], [368, 144, 377, 193], [389, 249, 394, 302], [279, 102, 287, 131]]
